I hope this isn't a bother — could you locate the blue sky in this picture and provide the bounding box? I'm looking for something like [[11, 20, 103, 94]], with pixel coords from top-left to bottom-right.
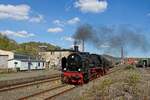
[[0, 0, 150, 57]]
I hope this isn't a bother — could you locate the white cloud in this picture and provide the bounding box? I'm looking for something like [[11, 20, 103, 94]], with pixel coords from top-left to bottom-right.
[[74, 0, 108, 13], [67, 17, 80, 24], [53, 17, 80, 26], [47, 27, 63, 33], [61, 36, 74, 41], [53, 19, 64, 26], [98, 43, 110, 48], [0, 4, 30, 20], [53, 20, 61, 24], [29, 15, 44, 23], [0, 30, 35, 38], [0, 4, 44, 23]]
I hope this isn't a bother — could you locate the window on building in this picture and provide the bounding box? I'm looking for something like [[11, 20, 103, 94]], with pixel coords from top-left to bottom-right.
[[50, 52, 55, 55], [38, 62, 40, 66], [14, 62, 18, 65], [43, 62, 44, 66]]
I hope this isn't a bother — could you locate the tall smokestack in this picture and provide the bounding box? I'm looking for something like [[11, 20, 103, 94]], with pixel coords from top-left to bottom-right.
[[121, 46, 124, 64], [74, 40, 79, 52], [81, 39, 84, 52], [121, 46, 124, 59]]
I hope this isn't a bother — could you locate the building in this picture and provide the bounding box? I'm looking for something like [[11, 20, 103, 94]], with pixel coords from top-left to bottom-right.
[[0, 55, 8, 69], [8, 58, 45, 71], [0, 49, 45, 70], [39, 49, 74, 69], [0, 49, 14, 59]]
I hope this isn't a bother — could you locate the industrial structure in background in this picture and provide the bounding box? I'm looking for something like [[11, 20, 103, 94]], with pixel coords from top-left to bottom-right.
[[39, 49, 74, 69], [0, 49, 45, 71], [121, 46, 124, 64], [0, 55, 8, 69], [75, 39, 84, 52], [81, 40, 84, 52], [1, 38, 147, 72], [39, 40, 84, 69]]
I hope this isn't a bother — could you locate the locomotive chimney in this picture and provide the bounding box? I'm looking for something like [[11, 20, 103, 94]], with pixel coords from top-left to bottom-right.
[[74, 40, 79, 52]]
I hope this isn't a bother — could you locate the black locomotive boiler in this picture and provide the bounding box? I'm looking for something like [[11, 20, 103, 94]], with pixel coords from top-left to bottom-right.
[[61, 52, 112, 85]]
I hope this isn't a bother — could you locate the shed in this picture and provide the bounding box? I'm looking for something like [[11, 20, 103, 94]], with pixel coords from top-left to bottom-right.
[[8, 59, 45, 71], [0, 55, 8, 69]]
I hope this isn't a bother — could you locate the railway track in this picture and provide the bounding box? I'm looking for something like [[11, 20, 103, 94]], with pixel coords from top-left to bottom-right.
[[0, 74, 60, 92], [19, 84, 75, 100], [0, 68, 121, 100], [45, 86, 75, 100], [18, 67, 121, 100], [107, 67, 122, 75]]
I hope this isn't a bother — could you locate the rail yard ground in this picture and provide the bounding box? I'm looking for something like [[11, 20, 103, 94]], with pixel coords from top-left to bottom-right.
[[0, 70, 60, 88], [0, 66, 150, 100], [0, 70, 61, 100], [55, 65, 150, 100], [0, 70, 60, 81]]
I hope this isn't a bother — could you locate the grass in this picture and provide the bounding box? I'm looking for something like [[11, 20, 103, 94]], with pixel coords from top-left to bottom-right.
[[124, 64, 136, 70], [124, 71, 141, 86], [78, 65, 150, 100], [0, 68, 16, 74]]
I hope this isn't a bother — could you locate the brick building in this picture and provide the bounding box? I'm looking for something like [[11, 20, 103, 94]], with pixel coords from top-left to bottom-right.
[[39, 49, 74, 69]]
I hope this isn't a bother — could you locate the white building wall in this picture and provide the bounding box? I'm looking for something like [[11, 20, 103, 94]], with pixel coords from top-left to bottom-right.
[[8, 60, 21, 69], [39, 51, 72, 69], [20, 61, 29, 70], [8, 60, 45, 70], [0, 50, 45, 70], [0, 55, 8, 69], [0, 50, 14, 60], [31, 62, 45, 69]]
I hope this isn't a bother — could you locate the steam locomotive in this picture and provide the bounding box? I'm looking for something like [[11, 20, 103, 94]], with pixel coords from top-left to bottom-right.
[[61, 52, 112, 85]]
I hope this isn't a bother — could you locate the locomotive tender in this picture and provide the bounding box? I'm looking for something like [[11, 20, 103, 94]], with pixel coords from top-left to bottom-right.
[[61, 51, 112, 85]]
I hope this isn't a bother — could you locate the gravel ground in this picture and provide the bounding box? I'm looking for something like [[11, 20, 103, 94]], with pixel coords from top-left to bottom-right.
[[53, 66, 123, 100], [53, 66, 150, 100], [0, 79, 61, 100], [1, 66, 150, 100], [0, 70, 60, 81]]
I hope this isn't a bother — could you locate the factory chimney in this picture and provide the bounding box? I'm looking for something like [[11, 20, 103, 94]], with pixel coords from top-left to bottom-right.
[[74, 40, 79, 52], [121, 46, 124, 64], [81, 39, 84, 52]]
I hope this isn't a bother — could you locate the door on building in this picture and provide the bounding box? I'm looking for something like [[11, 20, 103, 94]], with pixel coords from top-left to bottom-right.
[[61, 57, 67, 71], [143, 60, 148, 67]]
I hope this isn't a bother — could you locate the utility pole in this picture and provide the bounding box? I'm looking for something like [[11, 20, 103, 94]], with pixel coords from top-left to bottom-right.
[[28, 56, 31, 71]]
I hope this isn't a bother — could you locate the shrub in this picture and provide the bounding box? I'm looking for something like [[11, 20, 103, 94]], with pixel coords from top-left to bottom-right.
[[124, 65, 136, 70], [125, 72, 141, 86]]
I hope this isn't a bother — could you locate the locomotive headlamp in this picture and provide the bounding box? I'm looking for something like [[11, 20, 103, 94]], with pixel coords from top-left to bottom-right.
[[78, 68, 81, 71], [71, 55, 74, 58], [64, 68, 67, 71]]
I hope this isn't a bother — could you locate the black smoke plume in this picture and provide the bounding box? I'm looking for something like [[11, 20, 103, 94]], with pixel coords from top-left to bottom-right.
[[73, 24, 150, 55]]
